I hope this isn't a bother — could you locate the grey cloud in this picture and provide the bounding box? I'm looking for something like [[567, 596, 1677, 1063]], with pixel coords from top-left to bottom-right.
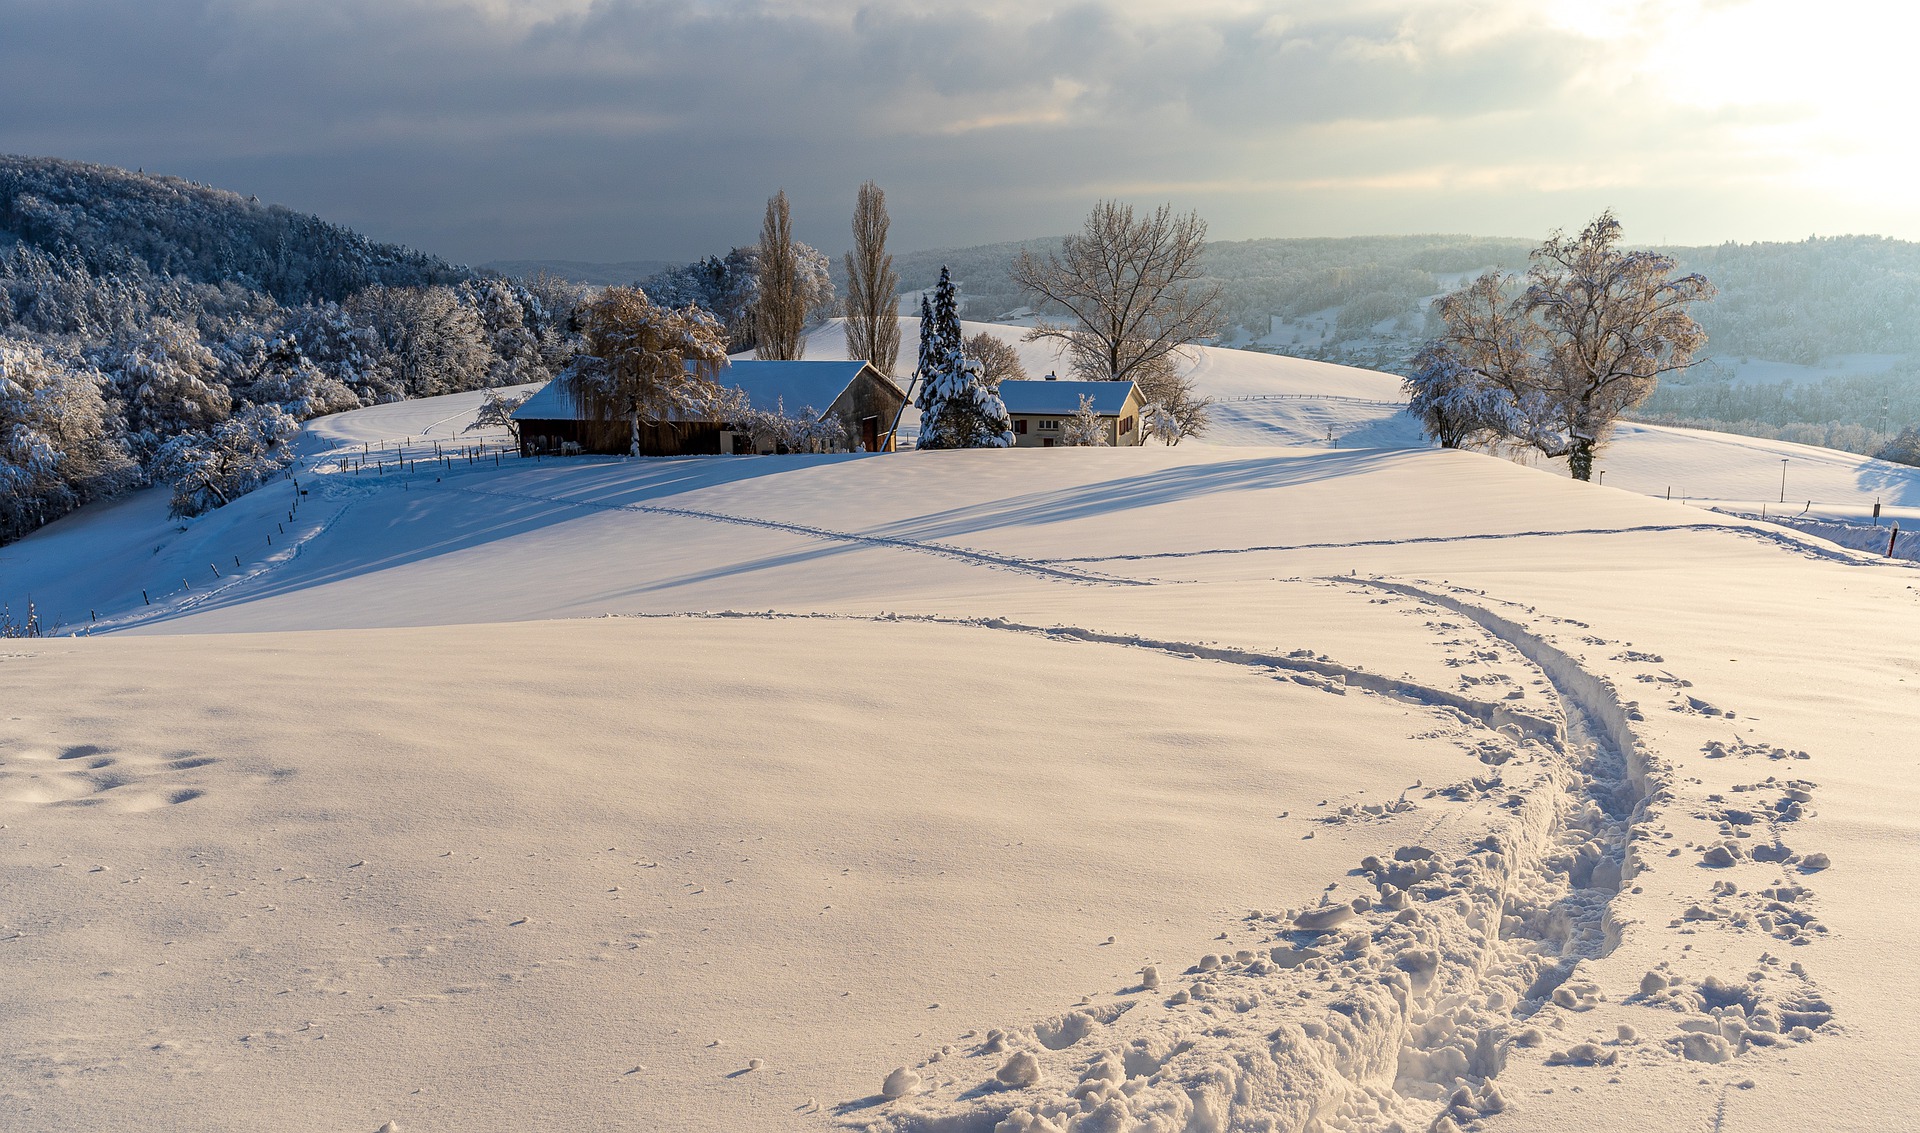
[[0, 0, 1846, 263]]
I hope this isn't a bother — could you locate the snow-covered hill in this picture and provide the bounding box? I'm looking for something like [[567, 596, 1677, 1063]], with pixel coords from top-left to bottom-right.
[[2, 345, 1917, 1133]]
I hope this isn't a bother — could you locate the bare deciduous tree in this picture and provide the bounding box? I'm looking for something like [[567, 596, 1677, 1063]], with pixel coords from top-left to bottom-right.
[[843, 182, 901, 376], [963, 332, 1026, 387], [754, 190, 807, 361], [571, 286, 730, 456], [1414, 211, 1714, 480], [1011, 201, 1225, 384]]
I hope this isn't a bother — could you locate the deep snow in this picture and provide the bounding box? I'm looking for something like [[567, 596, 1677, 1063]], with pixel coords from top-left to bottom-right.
[[2, 326, 1917, 1132]]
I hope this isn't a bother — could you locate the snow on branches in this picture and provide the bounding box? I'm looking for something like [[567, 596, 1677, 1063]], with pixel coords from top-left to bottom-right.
[[915, 267, 1013, 450], [0, 342, 136, 539], [152, 403, 298, 519], [1408, 211, 1714, 480], [1058, 394, 1111, 446], [569, 286, 731, 457]]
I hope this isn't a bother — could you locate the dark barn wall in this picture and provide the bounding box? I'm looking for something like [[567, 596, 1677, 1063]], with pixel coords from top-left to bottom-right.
[[520, 418, 723, 456], [830, 369, 908, 451]]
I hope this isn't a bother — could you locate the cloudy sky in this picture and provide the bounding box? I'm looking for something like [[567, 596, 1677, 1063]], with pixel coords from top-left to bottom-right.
[[4, 0, 1913, 264]]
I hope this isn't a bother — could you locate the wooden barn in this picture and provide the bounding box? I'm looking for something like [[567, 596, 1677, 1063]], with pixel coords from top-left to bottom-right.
[[513, 359, 908, 457]]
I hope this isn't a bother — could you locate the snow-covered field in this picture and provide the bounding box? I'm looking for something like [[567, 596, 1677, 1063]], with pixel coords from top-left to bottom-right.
[[3, 331, 1918, 1132]]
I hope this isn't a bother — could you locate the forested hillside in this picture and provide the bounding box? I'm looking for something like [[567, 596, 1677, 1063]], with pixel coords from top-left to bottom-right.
[[0, 156, 468, 302], [0, 157, 589, 544]]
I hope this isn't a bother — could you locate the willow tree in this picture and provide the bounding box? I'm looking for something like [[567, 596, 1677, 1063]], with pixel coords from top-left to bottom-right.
[[843, 181, 901, 376], [571, 286, 730, 456], [1411, 212, 1715, 480]]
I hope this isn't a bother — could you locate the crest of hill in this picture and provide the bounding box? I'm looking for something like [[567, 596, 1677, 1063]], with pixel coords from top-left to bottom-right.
[[0, 155, 470, 304]]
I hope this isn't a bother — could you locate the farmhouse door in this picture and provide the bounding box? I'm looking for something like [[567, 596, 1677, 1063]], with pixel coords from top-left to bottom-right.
[[861, 416, 880, 452]]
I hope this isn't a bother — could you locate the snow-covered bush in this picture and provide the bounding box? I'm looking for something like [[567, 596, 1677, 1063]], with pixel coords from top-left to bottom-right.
[[1057, 394, 1110, 446], [1876, 425, 1920, 468], [152, 403, 298, 518], [733, 398, 848, 454]]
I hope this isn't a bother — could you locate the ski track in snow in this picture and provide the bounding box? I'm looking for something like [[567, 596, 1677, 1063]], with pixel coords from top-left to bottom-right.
[[693, 585, 1829, 1133], [432, 484, 1150, 587]]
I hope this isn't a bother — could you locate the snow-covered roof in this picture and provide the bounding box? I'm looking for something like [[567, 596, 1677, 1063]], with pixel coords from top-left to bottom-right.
[[997, 380, 1139, 417], [723, 360, 891, 416], [511, 377, 582, 421], [512, 360, 902, 422]]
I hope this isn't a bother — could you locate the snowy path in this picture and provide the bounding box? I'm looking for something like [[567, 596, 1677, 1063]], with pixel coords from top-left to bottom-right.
[[836, 583, 1636, 1130]]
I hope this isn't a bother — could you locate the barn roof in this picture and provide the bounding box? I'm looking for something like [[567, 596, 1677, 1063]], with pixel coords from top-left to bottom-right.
[[997, 379, 1139, 417], [512, 359, 901, 422]]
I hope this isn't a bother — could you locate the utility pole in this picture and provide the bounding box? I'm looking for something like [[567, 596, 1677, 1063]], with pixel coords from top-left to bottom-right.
[[1779, 458, 1788, 504]]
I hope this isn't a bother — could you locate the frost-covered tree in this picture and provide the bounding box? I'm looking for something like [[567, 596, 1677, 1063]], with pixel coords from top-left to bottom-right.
[[465, 388, 533, 444], [916, 268, 1013, 450], [1416, 212, 1715, 480], [112, 319, 232, 457], [1058, 394, 1111, 447], [843, 182, 901, 376], [0, 342, 136, 538], [282, 301, 391, 404], [1877, 425, 1920, 468], [569, 286, 731, 456], [963, 332, 1026, 387], [644, 248, 762, 353], [151, 403, 298, 518], [225, 332, 359, 420], [348, 284, 493, 399]]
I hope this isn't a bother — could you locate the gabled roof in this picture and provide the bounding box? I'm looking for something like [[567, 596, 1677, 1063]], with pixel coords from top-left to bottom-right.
[[513, 359, 905, 422], [722, 360, 893, 416], [997, 379, 1139, 417]]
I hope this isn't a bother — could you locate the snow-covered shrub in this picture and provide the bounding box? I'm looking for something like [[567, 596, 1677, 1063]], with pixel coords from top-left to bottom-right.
[[1057, 394, 1111, 446], [152, 403, 298, 518], [1876, 425, 1920, 468], [732, 398, 847, 454]]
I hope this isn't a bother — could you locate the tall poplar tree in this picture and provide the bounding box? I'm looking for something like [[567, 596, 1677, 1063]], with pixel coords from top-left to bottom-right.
[[843, 182, 901, 376]]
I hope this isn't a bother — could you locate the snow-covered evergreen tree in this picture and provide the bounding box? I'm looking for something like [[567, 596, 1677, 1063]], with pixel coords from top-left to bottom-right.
[[914, 267, 1013, 450]]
